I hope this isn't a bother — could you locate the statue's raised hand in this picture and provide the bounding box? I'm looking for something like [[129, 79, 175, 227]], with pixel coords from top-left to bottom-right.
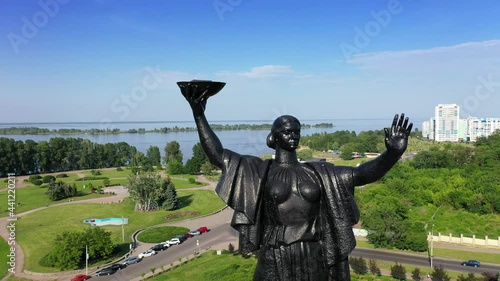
[[177, 80, 226, 117], [384, 113, 413, 155]]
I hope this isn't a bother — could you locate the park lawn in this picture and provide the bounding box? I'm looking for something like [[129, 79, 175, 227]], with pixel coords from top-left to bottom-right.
[[0, 185, 113, 218], [0, 238, 10, 279], [149, 251, 257, 281], [329, 157, 368, 166], [16, 190, 225, 273], [81, 168, 133, 178], [137, 226, 190, 243]]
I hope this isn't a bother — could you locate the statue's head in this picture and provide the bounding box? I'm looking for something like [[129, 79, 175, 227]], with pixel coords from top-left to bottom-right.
[[267, 115, 301, 151]]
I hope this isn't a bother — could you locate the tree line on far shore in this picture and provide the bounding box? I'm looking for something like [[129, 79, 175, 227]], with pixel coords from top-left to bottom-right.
[[0, 122, 334, 135]]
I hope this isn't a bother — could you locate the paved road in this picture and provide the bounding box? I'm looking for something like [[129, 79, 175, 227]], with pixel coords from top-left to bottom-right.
[[94, 223, 237, 281], [352, 248, 500, 274]]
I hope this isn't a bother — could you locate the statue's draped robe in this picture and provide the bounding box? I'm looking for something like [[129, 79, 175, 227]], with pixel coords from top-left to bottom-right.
[[216, 149, 359, 281]]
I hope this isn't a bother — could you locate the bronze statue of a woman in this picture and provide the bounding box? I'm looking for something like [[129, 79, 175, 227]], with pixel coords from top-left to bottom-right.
[[177, 80, 412, 281]]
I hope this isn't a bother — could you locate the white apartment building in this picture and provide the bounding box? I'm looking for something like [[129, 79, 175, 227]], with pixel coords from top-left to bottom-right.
[[434, 104, 459, 142], [422, 103, 500, 142], [466, 117, 500, 142]]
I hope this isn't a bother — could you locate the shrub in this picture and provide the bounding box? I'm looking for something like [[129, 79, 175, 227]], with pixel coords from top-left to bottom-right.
[[188, 177, 196, 184], [32, 179, 43, 186], [42, 175, 56, 183], [116, 167, 123, 171], [411, 267, 422, 281], [29, 175, 42, 183], [75, 176, 109, 181], [228, 243, 235, 253], [103, 179, 111, 186], [369, 259, 381, 276], [56, 173, 68, 178], [349, 256, 368, 276], [90, 169, 102, 176], [431, 265, 451, 281], [391, 262, 407, 280]]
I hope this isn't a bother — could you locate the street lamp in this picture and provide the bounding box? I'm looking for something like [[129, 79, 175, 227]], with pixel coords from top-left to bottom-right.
[[430, 224, 434, 268]]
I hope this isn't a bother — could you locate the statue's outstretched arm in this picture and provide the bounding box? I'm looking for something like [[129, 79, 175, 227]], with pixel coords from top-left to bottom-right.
[[353, 114, 412, 186], [182, 85, 224, 168]]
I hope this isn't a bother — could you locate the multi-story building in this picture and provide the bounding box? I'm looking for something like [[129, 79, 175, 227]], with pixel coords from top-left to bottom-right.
[[422, 103, 500, 142], [466, 117, 500, 142], [434, 104, 459, 142]]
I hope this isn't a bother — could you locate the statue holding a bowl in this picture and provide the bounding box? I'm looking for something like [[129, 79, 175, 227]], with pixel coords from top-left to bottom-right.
[[177, 80, 412, 281]]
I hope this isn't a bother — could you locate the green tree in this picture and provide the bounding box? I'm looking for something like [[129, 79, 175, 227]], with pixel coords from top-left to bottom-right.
[[164, 141, 183, 165], [146, 145, 162, 167], [349, 256, 368, 276], [45, 181, 78, 201], [411, 267, 422, 281], [390, 262, 407, 280], [457, 273, 479, 281], [41, 227, 114, 270], [296, 148, 313, 161], [362, 196, 410, 249], [369, 259, 381, 276], [127, 173, 163, 211], [167, 160, 185, 175], [430, 265, 451, 281], [340, 143, 356, 160], [200, 160, 215, 176], [157, 176, 179, 211], [184, 143, 207, 174]]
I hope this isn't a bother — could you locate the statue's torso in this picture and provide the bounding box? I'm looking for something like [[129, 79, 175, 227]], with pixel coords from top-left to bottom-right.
[[262, 162, 322, 246]]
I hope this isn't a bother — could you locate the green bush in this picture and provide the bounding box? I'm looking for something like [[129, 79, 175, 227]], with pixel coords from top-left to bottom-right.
[[116, 167, 123, 171], [56, 173, 68, 178], [32, 179, 43, 186], [188, 177, 196, 184], [29, 175, 42, 183], [42, 175, 56, 183]]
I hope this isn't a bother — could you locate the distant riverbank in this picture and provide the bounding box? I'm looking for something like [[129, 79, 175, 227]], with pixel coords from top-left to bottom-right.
[[0, 123, 334, 135]]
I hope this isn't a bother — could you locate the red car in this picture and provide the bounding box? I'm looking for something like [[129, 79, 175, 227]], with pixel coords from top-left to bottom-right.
[[197, 226, 209, 233], [71, 274, 91, 281]]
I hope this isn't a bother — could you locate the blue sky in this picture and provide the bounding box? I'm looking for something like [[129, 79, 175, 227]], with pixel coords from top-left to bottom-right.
[[1, 0, 500, 123]]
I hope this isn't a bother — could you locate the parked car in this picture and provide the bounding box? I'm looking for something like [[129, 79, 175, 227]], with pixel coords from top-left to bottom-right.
[[160, 241, 171, 248], [189, 230, 201, 236], [95, 267, 117, 276], [71, 274, 91, 281], [461, 260, 480, 267], [168, 237, 182, 245], [122, 256, 142, 265], [197, 226, 209, 233], [183, 233, 194, 239], [109, 263, 127, 270], [175, 235, 187, 242], [150, 243, 168, 252], [138, 249, 156, 258]]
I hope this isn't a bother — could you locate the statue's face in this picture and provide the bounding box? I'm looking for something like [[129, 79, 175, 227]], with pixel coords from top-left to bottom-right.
[[275, 122, 301, 151]]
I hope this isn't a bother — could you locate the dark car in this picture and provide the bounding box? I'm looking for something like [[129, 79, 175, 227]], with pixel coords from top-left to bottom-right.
[[461, 260, 480, 267], [95, 267, 117, 276], [150, 243, 168, 252], [109, 263, 127, 270]]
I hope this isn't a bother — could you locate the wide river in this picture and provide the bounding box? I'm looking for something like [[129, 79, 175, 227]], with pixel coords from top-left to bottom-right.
[[0, 118, 425, 162]]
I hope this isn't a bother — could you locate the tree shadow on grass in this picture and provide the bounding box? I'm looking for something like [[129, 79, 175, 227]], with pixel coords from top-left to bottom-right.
[[178, 194, 194, 208]]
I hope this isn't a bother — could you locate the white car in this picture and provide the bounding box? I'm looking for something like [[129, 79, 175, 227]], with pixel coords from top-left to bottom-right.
[[168, 237, 181, 245], [188, 230, 201, 236], [138, 249, 156, 258]]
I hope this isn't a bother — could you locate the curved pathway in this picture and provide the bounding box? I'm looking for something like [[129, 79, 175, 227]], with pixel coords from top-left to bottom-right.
[[0, 174, 223, 281]]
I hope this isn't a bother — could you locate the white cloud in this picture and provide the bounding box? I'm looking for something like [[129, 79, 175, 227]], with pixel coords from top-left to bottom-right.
[[216, 65, 294, 79]]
